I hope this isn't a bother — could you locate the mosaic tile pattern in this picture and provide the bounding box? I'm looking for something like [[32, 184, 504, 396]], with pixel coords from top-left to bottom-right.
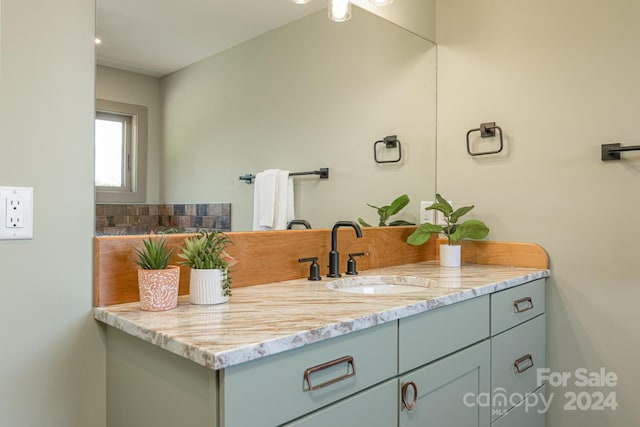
[[96, 203, 231, 235]]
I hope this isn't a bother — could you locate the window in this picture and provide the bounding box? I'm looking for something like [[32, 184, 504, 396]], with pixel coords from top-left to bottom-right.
[[95, 99, 147, 203]]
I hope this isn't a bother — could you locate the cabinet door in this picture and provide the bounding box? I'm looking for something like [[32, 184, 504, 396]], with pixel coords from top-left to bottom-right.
[[284, 379, 398, 427], [399, 340, 490, 427]]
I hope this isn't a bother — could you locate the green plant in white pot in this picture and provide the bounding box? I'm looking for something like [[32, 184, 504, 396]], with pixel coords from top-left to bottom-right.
[[134, 236, 180, 311], [406, 194, 489, 267], [179, 230, 234, 304]]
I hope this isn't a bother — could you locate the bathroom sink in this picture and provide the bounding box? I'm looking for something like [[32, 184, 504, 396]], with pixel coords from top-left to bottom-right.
[[326, 275, 434, 295]]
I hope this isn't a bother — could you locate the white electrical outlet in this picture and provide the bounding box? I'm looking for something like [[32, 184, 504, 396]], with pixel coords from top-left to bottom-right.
[[0, 187, 33, 239], [6, 197, 25, 228], [419, 201, 434, 224]]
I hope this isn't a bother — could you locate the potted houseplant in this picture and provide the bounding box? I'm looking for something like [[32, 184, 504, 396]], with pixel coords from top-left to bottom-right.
[[406, 194, 489, 267], [358, 194, 415, 227], [134, 236, 180, 311], [179, 230, 234, 305]]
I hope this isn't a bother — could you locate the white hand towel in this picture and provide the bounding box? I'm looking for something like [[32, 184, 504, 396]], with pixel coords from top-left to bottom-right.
[[252, 169, 296, 231], [252, 169, 278, 230], [273, 170, 295, 230]]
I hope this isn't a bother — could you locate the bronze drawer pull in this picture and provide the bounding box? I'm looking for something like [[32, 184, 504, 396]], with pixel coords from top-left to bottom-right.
[[513, 297, 534, 313], [513, 354, 534, 374], [303, 355, 356, 391], [401, 381, 418, 411]]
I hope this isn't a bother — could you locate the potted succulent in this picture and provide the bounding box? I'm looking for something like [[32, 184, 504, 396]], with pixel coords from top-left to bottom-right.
[[134, 236, 180, 311], [358, 194, 415, 227], [407, 194, 489, 267], [179, 230, 234, 305]]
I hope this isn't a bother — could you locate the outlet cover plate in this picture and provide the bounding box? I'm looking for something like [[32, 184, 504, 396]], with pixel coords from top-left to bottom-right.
[[420, 201, 434, 224], [0, 187, 33, 239]]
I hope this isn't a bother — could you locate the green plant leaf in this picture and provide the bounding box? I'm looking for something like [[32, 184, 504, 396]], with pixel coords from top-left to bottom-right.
[[357, 217, 372, 227], [449, 219, 489, 244], [134, 237, 174, 270], [450, 205, 474, 224], [406, 223, 443, 246], [435, 194, 453, 214], [425, 203, 450, 214], [387, 194, 410, 216], [389, 219, 415, 226]]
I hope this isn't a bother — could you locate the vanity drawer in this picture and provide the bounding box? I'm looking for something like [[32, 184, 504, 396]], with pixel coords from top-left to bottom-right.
[[399, 295, 489, 373], [491, 314, 546, 421], [283, 379, 398, 427], [491, 279, 545, 335], [221, 321, 397, 427], [492, 385, 546, 427]]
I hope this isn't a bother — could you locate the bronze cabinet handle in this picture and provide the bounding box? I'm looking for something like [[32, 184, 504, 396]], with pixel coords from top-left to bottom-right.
[[513, 297, 534, 313], [401, 381, 418, 410], [303, 355, 355, 391], [513, 354, 534, 374]]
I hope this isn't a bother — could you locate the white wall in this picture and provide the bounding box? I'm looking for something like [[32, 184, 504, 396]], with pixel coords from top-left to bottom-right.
[[161, 8, 436, 231], [436, 0, 640, 425], [96, 65, 162, 203], [0, 1, 105, 426]]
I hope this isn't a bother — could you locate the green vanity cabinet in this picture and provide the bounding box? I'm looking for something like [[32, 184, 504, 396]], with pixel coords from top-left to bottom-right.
[[397, 296, 491, 427], [490, 279, 546, 426], [283, 379, 398, 427], [491, 385, 547, 427], [399, 340, 491, 427], [105, 278, 547, 427], [221, 321, 397, 427]]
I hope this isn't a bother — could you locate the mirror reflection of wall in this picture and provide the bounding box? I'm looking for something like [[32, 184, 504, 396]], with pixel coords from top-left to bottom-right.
[[95, 6, 436, 232]]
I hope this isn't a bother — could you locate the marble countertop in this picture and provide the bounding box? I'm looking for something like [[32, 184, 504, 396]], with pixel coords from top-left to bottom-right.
[[94, 261, 550, 370]]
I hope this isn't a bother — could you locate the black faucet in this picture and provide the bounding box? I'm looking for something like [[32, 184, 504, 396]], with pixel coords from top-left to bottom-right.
[[287, 219, 312, 229], [328, 221, 363, 278]]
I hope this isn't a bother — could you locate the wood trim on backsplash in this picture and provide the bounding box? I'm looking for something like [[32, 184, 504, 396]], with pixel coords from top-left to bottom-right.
[[94, 227, 549, 307], [94, 226, 436, 307], [434, 238, 549, 269]]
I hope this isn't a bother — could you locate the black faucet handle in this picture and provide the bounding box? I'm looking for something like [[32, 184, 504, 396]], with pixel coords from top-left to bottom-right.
[[346, 252, 368, 276], [299, 257, 321, 281]]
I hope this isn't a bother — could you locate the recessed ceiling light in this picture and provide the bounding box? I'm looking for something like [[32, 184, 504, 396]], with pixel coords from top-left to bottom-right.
[[95, 37, 102, 45]]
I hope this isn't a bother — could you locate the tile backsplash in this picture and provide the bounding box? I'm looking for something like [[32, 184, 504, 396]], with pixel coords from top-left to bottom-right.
[[96, 203, 231, 235]]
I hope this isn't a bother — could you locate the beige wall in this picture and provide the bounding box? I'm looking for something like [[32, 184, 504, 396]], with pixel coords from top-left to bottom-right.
[[160, 7, 436, 231], [352, 0, 436, 41], [0, 0, 105, 426], [96, 65, 162, 203], [436, 0, 640, 425]]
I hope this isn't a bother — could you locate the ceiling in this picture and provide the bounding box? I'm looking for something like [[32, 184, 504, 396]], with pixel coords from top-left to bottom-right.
[[96, 0, 326, 77]]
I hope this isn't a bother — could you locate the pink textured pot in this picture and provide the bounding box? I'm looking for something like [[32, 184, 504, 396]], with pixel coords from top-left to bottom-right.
[[138, 265, 180, 311]]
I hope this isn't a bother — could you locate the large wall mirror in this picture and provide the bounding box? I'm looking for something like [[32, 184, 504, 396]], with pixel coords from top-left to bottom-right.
[[95, 0, 436, 232]]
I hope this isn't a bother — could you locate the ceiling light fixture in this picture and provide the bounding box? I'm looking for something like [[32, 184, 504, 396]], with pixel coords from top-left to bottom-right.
[[291, 0, 394, 23], [328, 0, 352, 22]]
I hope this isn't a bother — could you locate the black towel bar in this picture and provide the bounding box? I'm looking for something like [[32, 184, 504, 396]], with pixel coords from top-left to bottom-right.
[[239, 168, 329, 184], [601, 143, 640, 161]]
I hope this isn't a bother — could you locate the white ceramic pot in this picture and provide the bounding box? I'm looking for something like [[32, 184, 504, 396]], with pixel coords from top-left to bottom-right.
[[440, 244, 461, 267], [189, 268, 229, 305]]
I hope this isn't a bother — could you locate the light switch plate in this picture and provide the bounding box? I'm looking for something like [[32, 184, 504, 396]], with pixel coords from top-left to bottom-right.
[[0, 187, 33, 239]]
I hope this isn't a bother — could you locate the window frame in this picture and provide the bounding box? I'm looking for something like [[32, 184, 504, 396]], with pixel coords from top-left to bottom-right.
[[95, 98, 147, 203]]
